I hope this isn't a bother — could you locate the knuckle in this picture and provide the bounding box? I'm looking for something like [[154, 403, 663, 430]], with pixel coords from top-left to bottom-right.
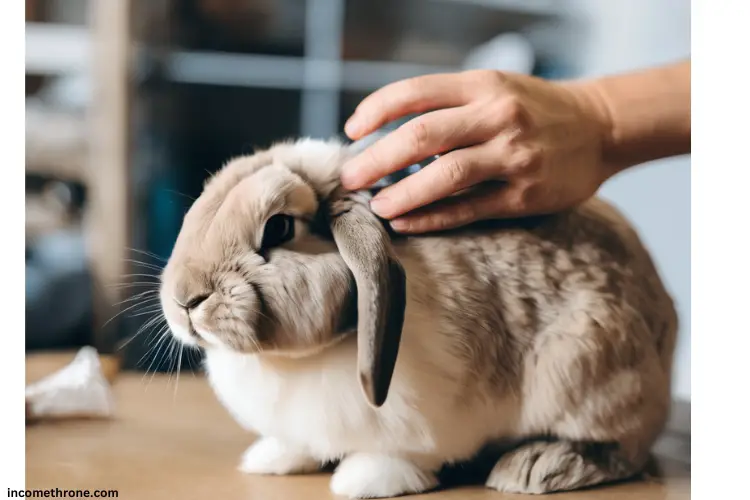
[[484, 100, 509, 129], [518, 185, 535, 206], [507, 191, 528, 213], [500, 96, 525, 125], [361, 146, 383, 174], [511, 147, 543, 174], [407, 119, 431, 152], [484, 98, 524, 133], [525, 148, 544, 173], [512, 182, 542, 212], [395, 182, 416, 207], [466, 69, 505, 89], [441, 156, 472, 187], [429, 213, 454, 232], [455, 202, 478, 224]]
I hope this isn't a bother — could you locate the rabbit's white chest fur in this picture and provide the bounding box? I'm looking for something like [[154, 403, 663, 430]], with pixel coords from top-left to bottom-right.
[[204, 322, 513, 465]]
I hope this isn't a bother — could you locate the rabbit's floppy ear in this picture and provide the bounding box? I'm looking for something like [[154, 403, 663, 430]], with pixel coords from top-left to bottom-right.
[[326, 188, 406, 408]]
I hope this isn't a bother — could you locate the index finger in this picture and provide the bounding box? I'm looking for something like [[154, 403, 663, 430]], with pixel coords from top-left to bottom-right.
[[342, 105, 493, 190], [345, 73, 474, 140]]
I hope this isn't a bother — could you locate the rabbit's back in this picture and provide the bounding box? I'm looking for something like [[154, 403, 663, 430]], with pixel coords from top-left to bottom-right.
[[395, 197, 677, 443]]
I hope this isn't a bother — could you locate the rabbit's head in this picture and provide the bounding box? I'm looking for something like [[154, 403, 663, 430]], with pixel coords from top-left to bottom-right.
[[160, 139, 406, 407]]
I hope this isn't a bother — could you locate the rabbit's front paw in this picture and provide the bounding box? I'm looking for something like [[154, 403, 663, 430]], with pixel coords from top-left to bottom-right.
[[330, 453, 437, 499], [238, 437, 319, 475]]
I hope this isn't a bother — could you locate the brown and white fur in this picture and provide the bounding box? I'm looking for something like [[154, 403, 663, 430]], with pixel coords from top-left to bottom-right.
[[159, 138, 677, 498]]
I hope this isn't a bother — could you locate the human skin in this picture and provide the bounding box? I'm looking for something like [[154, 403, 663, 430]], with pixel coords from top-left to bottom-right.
[[341, 60, 691, 233]]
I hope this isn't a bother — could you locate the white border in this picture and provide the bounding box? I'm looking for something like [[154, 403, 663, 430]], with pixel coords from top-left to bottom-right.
[[693, 0, 749, 497], [8, 0, 26, 490], [14, 0, 742, 497]]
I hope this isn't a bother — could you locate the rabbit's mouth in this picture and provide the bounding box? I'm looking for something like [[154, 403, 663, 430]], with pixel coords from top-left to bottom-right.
[[188, 313, 267, 353], [160, 289, 267, 354], [192, 326, 223, 348], [178, 322, 267, 354]]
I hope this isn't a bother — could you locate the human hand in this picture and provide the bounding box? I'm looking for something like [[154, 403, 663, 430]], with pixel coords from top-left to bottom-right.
[[341, 70, 614, 233]]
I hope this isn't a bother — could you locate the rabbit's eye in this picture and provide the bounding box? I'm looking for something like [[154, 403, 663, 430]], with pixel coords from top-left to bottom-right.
[[261, 214, 295, 250]]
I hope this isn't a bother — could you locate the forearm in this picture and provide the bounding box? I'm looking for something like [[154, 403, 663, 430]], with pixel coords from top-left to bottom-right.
[[570, 60, 691, 175]]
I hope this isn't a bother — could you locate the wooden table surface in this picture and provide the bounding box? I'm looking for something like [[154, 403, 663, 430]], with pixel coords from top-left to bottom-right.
[[26, 352, 690, 499]]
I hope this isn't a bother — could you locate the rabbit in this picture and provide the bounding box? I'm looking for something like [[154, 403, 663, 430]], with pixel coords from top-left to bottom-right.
[[159, 137, 678, 498]]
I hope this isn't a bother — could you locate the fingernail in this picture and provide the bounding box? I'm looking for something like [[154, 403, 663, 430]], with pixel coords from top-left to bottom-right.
[[390, 218, 409, 232], [370, 196, 392, 217]]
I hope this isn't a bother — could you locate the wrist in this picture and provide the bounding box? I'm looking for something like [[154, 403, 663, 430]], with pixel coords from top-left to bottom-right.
[[563, 61, 691, 176], [559, 79, 622, 181]]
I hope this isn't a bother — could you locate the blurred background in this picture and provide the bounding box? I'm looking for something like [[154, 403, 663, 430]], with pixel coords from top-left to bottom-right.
[[24, 0, 690, 410]]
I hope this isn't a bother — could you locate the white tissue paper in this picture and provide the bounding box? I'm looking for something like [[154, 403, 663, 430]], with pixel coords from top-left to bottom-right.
[[26, 346, 115, 420]]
